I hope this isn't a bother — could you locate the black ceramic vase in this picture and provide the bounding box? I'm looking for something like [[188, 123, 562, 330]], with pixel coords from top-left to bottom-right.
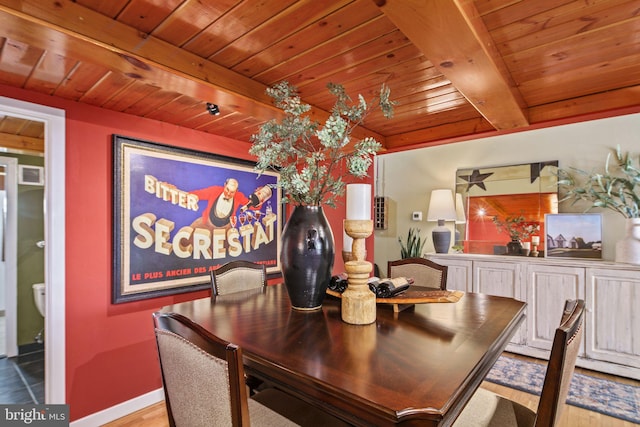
[[281, 205, 335, 311], [506, 239, 522, 255]]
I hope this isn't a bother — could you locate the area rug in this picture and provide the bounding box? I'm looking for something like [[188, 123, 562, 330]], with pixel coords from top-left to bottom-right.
[[485, 355, 640, 424]]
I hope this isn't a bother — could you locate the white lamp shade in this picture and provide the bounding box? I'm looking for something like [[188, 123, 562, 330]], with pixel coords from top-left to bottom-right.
[[455, 193, 466, 224], [427, 189, 456, 221]]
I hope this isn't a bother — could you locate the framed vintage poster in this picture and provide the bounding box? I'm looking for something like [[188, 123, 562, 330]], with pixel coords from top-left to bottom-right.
[[112, 135, 282, 303], [545, 213, 602, 259]]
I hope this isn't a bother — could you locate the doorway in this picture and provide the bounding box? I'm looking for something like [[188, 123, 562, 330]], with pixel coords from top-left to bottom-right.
[[0, 158, 17, 358], [0, 96, 66, 404]]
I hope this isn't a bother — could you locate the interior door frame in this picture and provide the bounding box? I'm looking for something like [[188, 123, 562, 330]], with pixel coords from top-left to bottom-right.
[[0, 96, 66, 404], [0, 157, 18, 357]]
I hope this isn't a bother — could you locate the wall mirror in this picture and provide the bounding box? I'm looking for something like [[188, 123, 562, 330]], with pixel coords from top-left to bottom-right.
[[455, 161, 558, 255]]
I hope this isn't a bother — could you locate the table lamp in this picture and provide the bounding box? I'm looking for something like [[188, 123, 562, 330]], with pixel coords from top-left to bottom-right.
[[427, 189, 457, 253]]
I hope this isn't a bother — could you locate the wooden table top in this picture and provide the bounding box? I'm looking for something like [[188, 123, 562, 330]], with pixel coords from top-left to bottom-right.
[[161, 284, 526, 426]]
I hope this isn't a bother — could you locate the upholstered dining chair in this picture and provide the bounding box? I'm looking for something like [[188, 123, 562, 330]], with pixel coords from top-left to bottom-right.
[[153, 311, 349, 427], [453, 299, 586, 427], [387, 257, 448, 290], [211, 260, 266, 296]]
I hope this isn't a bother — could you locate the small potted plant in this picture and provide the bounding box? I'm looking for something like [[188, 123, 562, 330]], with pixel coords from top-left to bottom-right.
[[398, 228, 427, 259], [492, 214, 540, 255], [558, 146, 639, 264]]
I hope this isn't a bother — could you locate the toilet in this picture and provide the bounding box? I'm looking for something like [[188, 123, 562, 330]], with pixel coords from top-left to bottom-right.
[[32, 283, 45, 344], [32, 283, 45, 317]]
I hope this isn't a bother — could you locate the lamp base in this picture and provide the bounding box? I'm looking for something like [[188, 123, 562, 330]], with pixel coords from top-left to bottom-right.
[[432, 220, 451, 254]]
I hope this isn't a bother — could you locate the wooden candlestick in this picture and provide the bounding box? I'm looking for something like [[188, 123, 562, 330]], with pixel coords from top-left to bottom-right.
[[530, 244, 539, 257], [342, 219, 376, 325], [531, 236, 540, 256]]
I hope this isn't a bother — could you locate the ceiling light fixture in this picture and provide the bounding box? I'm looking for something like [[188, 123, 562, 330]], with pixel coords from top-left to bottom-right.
[[206, 103, 220, 116]]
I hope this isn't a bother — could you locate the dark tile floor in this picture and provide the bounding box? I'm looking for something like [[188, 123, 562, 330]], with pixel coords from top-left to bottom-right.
[[0, 350, 44, 404]]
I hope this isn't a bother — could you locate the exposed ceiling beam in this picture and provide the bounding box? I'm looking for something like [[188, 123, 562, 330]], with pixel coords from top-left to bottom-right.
[[0, 0, 384, 144], [374, 0, 529, 130]]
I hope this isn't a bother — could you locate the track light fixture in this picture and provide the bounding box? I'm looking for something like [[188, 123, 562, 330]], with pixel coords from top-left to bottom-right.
[[206, 102, 220, 116]]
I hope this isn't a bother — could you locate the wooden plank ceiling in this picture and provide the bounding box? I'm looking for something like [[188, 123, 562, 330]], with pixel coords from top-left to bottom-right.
[[0, 0, 638, 155]]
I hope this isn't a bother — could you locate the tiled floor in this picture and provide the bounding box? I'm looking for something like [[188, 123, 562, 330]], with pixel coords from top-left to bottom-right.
[[0, 350, 45, 404], [0, 313, 46, 404]]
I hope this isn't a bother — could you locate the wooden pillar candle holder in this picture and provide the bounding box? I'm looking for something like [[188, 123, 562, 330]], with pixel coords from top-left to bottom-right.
[[342, 219, 376, 325]]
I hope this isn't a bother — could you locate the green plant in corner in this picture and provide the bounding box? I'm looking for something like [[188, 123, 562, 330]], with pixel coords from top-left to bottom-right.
[[249, 81, 395, 208], [558, 146, 640, 218], [398, 228, 427, 259]]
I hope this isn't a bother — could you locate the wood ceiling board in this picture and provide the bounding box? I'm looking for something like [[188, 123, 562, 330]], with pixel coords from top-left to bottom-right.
[[520, 55, 640, 107], [489, 0, 638, 55], [52, 61, 109, 100], [233, 0, 384, 79], [479, 0, 578, 29], [26, 50, 77, 94], [74, 0, 129, 18], [117, 0, 184, 34], [0, 37, 43, 87], [122, 89, 183, 117], [101, 79, 163, 112], [252, 16, 399, 85], [78, 71, 137, 106], [384, 117, 494, 150], [208, 0, 354, 67], [302, 56, 441, 106], [528, 87, 640, 124], [183, 0, 299, 60], [150, 0, 239, 47], [0, 131, 44, 152], [504, 18, 640, 84]]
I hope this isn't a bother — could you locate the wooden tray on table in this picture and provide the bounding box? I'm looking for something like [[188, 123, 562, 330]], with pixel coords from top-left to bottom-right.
[[326, 286, 465, 313]]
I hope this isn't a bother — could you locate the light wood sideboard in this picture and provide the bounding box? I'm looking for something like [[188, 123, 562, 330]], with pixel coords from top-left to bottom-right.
[[426, 253, 640, 380]]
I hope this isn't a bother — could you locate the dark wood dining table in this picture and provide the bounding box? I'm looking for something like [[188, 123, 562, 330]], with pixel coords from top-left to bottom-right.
[[160, 284, 526, 426]]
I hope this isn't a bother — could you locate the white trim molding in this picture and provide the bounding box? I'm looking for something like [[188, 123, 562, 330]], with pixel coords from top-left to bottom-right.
[[70, 389, 164, 427]]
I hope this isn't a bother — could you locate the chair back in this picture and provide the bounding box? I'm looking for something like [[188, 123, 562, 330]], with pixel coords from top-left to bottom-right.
[[211, 260, 267, 296], [387, 257, 448, 290], [153, 312, 250, 427], [535, 299, 585, 427]]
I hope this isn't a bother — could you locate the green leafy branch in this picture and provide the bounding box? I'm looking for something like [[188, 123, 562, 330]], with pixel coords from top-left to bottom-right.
[[250, 81, 395, 207], [558, 146, 640, 218]]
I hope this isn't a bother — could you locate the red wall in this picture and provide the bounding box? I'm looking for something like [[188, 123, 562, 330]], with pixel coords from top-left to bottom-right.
[[0, 84, 373, 421]]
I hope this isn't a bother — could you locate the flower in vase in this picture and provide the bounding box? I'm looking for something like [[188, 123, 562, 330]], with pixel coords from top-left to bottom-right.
[[492, 214, 540, 241]]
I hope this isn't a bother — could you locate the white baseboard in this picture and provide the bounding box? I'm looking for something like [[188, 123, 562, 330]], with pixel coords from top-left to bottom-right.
[[70, 388, 164, 427]]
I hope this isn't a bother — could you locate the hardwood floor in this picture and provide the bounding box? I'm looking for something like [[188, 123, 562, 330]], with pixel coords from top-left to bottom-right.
[[103, 354, 639, 427], [103, 401, 169, 427]]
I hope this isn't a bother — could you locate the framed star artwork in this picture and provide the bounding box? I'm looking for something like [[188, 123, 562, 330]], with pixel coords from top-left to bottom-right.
[[455, 161, 559, 255]]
